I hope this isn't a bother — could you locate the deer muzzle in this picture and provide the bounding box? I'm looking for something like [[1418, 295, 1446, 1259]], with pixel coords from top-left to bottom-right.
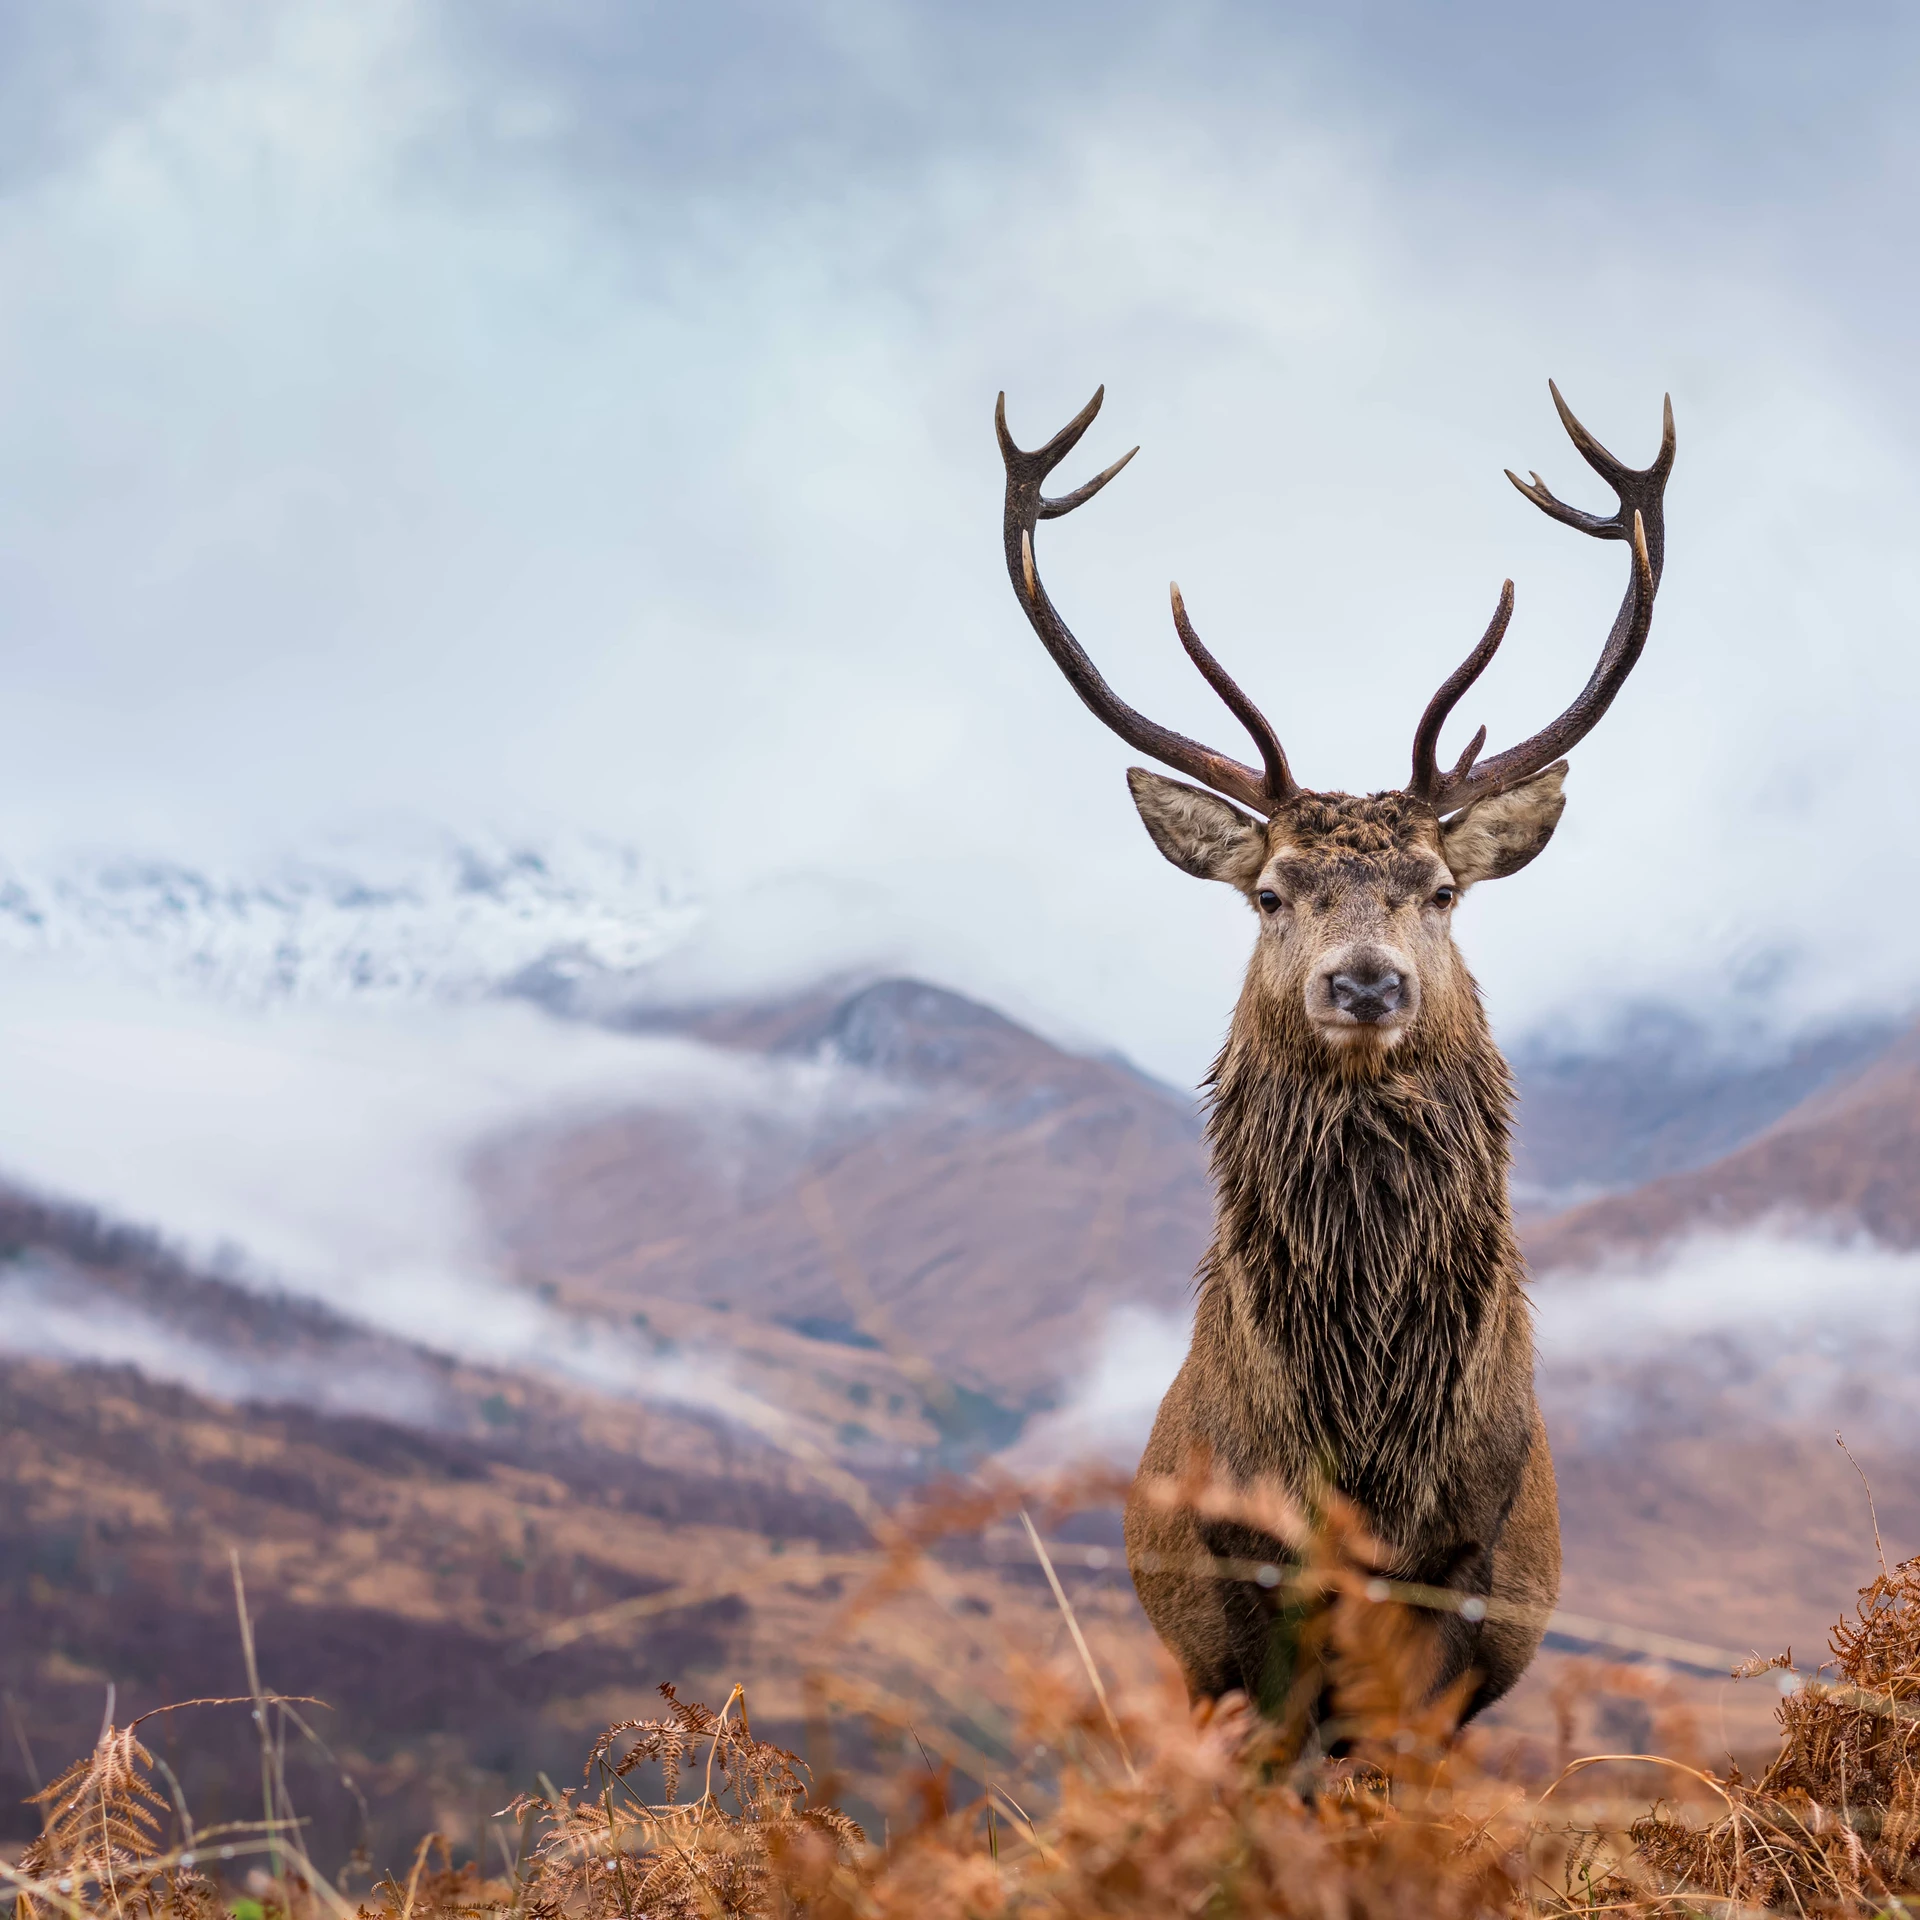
[[1310, 945, 1418, 1040]]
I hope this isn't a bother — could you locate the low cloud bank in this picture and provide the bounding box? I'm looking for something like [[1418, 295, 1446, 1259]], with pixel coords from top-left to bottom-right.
[[0, 966, 895, 1435], [1533, 1228, 1920, 1358], [0, 1245, 785, 1454], [1008, 1228, 1920, 1475], [0, 1256, 459, 1426], [1537, 1228, 1920, 1446]]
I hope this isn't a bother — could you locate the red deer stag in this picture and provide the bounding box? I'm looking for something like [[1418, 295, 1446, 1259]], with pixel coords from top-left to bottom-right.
[[996, 382, 1673, 1721]]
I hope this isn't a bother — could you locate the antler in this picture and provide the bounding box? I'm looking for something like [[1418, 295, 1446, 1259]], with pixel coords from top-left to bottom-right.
[[997, 387, 1297, 815], [1409, 381, 1676, 815]]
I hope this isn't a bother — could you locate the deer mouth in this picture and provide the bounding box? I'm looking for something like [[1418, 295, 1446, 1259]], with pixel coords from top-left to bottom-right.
[[1314, 1012, 1411, 1053]]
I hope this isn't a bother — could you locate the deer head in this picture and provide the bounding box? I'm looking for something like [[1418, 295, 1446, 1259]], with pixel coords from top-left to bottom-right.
[[996, 382, 1675, 1060]]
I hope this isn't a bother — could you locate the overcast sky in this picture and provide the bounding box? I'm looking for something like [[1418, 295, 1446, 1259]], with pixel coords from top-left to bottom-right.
[[3, 2, 1919, 1082]]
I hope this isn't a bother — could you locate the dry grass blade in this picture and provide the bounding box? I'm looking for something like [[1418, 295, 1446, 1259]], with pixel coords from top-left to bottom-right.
[[1018, 1509, 1135, 1779], [1836, 1432, 1887, 1578], [396, 1831, 443, 1920], [227, 1549, 283, 1886]]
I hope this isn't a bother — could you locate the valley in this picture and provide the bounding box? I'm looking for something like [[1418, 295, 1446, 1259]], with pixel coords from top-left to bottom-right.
[[4, 952, 1920, 1864]]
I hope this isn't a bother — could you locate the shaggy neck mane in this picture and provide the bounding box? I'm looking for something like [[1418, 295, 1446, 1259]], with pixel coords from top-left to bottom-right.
[[1203, 988, 1520, 1539]]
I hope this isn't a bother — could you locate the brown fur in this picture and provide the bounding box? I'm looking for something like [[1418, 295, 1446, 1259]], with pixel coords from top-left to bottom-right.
[[1121, 770, 1565, 1723]]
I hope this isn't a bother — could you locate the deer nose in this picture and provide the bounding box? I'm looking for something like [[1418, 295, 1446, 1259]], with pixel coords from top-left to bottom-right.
[[1328, 967, 1403, 1023]]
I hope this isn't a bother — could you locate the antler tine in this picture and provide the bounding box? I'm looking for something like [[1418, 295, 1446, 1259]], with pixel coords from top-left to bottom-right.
[[1505, 466, 1617, 538], [995, 385, 1098, 476], [994, 387, 1139, 518], [1408, 581, 1513, 803], [1549, 379, 1676, 492], [1040, 447, 1138, 520], [1504, 386, 1674, 556], [1170, 583, 1297, 804], [1448, 725, 1487, 784], [999, 389, 1291, 816], [1417, 386, 1674, 816]]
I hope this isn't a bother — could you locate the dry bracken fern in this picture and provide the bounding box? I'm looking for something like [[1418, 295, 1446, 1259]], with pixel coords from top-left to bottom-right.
[[503, 1684, 862, 1920], [16, 1722, 216, 1920], [1617, 1552, 1920, 1911]]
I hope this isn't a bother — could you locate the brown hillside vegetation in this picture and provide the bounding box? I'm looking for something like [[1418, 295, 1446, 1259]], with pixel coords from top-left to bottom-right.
[[0, 1353, 854, 1863], [1525, 1019, 1920, 1272], [11, 1488, 1920, 1917], [0, 1344, 1175, 1867], [20, 1340, 1916, 1855]]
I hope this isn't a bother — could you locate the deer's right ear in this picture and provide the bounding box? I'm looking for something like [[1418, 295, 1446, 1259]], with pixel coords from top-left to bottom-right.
[[1126, 769, 1267, 886]]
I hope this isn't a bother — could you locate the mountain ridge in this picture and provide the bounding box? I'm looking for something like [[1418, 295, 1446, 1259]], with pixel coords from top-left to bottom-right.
[[1523, 1015, 1920, 1273]]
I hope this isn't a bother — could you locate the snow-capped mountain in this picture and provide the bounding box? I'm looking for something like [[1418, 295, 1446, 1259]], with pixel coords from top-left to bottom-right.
[[0, 830, 702, 1006]]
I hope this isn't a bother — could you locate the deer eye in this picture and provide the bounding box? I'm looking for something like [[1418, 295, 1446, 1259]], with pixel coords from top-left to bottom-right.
[[1258, 890, 1282, 914], [1431, 886, 1456, 909]]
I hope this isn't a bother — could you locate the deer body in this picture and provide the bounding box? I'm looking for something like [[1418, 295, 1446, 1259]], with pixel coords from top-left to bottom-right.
[[995, 381, 1674, 1719], [1124, 795, 1561, 1715]]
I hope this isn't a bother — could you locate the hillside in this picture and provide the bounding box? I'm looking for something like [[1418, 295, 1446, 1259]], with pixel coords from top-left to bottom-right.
[[471, 978, 1211, 1408], [0, 1185, 1112, 1857], [479, 979, 1920, 1408], [8, 1199, 1916, 1863], [1523, 1018, 1920, 1272], [1507, 1008, 1898, 1210]]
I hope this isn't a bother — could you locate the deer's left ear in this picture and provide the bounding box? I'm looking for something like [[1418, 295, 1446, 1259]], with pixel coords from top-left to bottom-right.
[[1439, 762, 1568, 886]]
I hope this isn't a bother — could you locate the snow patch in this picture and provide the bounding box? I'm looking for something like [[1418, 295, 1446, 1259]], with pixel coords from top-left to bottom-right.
[[0, 829, 700, 1007]]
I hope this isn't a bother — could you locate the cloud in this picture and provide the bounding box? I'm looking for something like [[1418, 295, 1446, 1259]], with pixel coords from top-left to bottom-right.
[[1535, 1229, 1920, 1358], [0, 1255, 462, 1425], [1004, 1304, 1192, 1470], [1536, 1229, 1920, 1446], [0, 964, 899, 1437], [0, 4, 1918, 1086], [1004, 1227, 1920, 1475]]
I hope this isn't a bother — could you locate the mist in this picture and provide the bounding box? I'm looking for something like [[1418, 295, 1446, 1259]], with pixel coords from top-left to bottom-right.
[[1534, 1230, 1920, 1449], [1007, 1227, 1920, 1471], [0, 965, 907, 1436], [0, 1255, 463, 1427], [1006, 1303, 1194, 1470]]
